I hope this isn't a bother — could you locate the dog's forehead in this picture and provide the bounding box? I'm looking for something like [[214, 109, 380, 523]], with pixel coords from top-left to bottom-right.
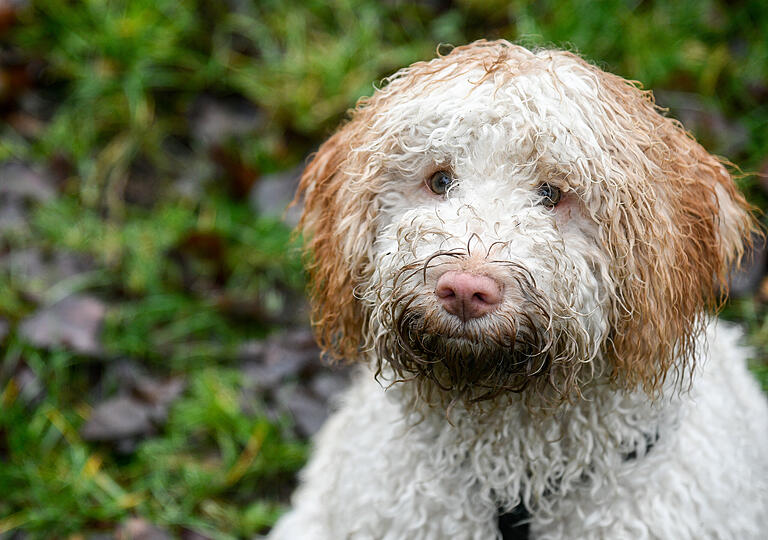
[[373, 54, 614, 165]]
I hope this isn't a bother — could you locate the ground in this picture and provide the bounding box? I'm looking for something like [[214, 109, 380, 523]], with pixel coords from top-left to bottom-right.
[[0, 1, 766, 538]]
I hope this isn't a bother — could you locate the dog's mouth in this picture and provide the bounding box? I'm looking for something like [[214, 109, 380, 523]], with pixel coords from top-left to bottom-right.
[[377, 306, 554, 402], [418, 332, 549, 385]]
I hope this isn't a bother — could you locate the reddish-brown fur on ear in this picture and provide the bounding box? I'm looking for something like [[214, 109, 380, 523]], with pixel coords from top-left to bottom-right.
[[296, 113, 377, 362], [586, 63, 756, 394]]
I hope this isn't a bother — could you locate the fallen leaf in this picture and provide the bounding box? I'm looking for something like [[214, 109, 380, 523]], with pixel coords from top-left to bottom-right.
[[115, 518, 172, 540], [80, 396, 155, 442], [273, 384, 329, 437], [188, 94, 264, 146], [0, 161, 56, 203], [240, 329, 320, 390], [19, 295, 107, 356], [249, 165, 304, 227]]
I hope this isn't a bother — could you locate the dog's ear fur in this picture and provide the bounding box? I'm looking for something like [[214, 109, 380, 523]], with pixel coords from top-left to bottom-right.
[[296, 116, 376, 362], [594, 69, 756, 393]]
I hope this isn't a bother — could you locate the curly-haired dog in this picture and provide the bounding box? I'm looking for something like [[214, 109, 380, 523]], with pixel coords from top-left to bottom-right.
[[269, 41, 768, 539]]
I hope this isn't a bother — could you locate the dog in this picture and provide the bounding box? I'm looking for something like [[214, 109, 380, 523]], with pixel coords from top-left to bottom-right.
[[269, 41, 768, 539]]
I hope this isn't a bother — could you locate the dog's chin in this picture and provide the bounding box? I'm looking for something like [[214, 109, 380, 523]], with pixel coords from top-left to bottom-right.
[[377, 310, 553, 404], [422, 334, 543, 374]]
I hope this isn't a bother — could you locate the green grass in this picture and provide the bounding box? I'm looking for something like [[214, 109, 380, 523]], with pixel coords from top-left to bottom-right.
[[0, 0, 766, 536], [0, 341, 304, 538]]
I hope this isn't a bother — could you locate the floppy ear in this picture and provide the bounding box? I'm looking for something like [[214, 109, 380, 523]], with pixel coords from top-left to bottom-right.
[[590, 67, 756, 394], [296, 117, 378, 362], [707, 159, 755, 268]]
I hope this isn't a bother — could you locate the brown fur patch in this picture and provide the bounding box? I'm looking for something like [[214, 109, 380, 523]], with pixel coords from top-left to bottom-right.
[[580, 62, 756, 394], [296, 109, 378, 361]]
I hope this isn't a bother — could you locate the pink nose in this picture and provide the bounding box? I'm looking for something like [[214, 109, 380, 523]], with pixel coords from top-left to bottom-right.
[[435, 271, 503, 321]]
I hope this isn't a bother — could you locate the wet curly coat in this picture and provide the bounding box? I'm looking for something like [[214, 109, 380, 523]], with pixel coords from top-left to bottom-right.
[[269, 41, 768, 539]]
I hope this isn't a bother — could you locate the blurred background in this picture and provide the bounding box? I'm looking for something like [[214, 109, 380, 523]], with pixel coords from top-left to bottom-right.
[[0, 0, 766, 538]]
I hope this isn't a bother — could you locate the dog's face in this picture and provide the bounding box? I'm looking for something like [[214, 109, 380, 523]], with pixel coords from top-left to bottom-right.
[[298, 41, 753, 404]]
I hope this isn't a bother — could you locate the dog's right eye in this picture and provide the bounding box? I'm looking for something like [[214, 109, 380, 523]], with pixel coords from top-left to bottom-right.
[[428, 170, 453, 195]]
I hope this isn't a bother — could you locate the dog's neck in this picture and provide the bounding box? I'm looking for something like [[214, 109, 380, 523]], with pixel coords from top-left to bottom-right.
[[372, 363, 682, 513]]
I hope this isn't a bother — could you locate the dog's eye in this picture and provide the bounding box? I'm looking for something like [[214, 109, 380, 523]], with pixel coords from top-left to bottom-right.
[[538, 183, 562, 208], [428, 170, 453, 195]]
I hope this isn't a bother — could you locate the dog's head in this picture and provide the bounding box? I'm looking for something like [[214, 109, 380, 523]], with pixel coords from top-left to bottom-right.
[[297, 41, 754, 404]]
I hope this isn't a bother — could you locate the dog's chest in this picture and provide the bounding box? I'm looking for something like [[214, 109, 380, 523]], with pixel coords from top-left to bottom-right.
[[405, 387, 672, 530]]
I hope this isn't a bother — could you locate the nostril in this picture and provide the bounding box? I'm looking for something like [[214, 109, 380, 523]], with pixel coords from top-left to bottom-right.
[[436, 284, 457, 299]]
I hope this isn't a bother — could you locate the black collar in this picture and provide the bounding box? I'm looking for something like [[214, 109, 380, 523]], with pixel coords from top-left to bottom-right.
[[497, 503, 530, 540], [497, 431, 658, 539]]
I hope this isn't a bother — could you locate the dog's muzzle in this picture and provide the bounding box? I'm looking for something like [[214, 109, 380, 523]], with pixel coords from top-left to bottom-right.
[[375, 260, 557, 402]]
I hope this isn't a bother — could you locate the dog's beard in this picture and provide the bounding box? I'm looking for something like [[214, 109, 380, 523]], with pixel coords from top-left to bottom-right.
[[370, 259, 592, 407], [386, 309, 552, 402]]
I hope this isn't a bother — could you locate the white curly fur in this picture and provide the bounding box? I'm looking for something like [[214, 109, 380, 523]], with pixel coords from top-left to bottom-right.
[[268, 41, 768, 539]]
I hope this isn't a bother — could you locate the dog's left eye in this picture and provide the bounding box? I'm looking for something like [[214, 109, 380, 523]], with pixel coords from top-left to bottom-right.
[[428, 170, 454, 195], [538, 183, 562, 208]]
